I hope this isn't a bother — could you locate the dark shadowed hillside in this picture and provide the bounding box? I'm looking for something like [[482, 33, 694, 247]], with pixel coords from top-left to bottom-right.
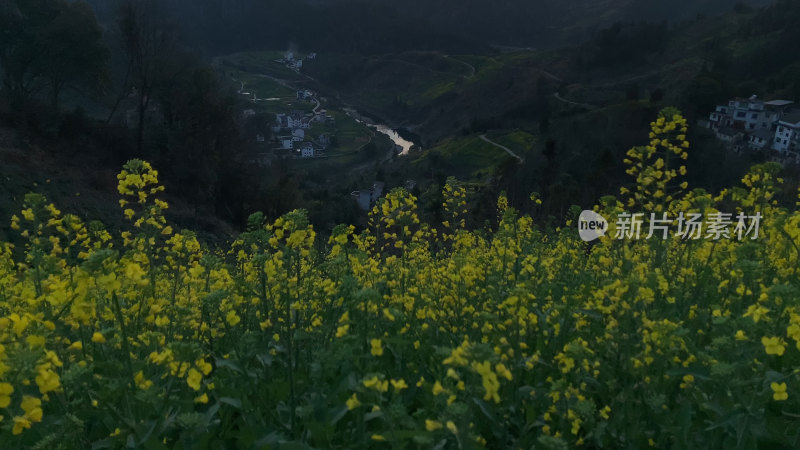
[[82, 0, 776, 55]]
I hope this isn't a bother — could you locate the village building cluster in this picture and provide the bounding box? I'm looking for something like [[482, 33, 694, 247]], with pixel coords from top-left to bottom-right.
[[234, 49, 413, 211], [270, 89, 334, 159], [706, 95, 800, 164], [241, 86, 335, 166], [276, 51, 316, 72]]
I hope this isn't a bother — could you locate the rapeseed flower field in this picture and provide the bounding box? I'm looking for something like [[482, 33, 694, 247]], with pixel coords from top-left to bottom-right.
[[1, 108, 799, 448]]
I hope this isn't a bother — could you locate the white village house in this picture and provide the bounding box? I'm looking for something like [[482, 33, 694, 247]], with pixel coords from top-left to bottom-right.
[[707, 95, 800, 163], [351, 182, 385, 211], [286, 110, 311, 129], [296, 89, 314, 101], [273, 113, 288, 132], [773, 110, 800, 156], [299, 142, 315, 158], [280, 50, 315, 72], [748, 128, 772, 150], [317, 133, 331, 148], [273, 113, 309, 134]]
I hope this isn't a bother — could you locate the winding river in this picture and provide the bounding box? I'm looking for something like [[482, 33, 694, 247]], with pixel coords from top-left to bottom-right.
[[343, 108, 416, 156]]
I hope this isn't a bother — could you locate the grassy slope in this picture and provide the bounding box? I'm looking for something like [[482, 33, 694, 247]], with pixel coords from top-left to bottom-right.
[[403, 133, 522, 183], [305, 50, 556, 140], [485, 130, 537, 154], [0, 125, 118, 244], [0, 124, 237, 245]]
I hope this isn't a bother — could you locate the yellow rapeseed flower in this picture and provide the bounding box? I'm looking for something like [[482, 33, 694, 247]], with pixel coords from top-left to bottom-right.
[[12, 416, 31, 435], [425, 419, 443, 431], [186, 368, 203, 391], [363, 376, 388, 392], [771, 382, 788, 401], [12, 395, 43, 435], [762, 337, 786, 356], [196, 359, 213, 376], [346, 393, 361, 410], [472, 361, 500, 403], [226, 310, 241, 326], [370, 339, 383, 357], [744, 304, 769, 323], [495, 363, 512, 381], [134, 371, 152, 390], [0, 383, 13, 408], [35, 367, 60, 394], [390, 379, 408, 391]]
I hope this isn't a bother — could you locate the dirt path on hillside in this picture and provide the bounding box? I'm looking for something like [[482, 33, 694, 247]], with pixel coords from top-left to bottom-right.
[[479, 134, 523, 163], [443, 55, 476, 79], [553, 92, 596, 109]]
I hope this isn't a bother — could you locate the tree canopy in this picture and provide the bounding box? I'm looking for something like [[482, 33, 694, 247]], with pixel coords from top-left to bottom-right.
[[0, 0, 109, 107]]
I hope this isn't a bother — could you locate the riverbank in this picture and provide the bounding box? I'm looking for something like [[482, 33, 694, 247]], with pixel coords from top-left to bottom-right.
[[342, 107, 420, 155]]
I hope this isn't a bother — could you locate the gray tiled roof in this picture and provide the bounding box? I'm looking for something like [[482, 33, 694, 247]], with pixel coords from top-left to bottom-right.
[[765, 99, 794, 107], [750, 128, 774, 140]]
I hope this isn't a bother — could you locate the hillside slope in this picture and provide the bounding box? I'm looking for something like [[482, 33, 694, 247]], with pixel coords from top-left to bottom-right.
[[305, 0, 800, 146], [83, 0, 775, 55], [0, 122, 236, 244], [357, 0, 776, 47]]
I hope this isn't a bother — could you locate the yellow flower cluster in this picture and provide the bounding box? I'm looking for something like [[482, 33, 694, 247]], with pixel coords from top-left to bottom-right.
[[622, 108, 689, 212], [0, 108, 799, 448]]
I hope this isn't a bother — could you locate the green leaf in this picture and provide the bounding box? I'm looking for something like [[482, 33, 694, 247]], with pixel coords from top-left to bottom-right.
[[329, 406, 348, 426], [472, 397, 497, 424], [215, 358, 244, 374], [364, 410, 384, 421], [219, 397, 243, 409]]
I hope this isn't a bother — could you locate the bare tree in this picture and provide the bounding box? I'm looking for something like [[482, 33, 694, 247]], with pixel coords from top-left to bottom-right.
[[1, 0, 108, 108], [112, 0, 175, 153]]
